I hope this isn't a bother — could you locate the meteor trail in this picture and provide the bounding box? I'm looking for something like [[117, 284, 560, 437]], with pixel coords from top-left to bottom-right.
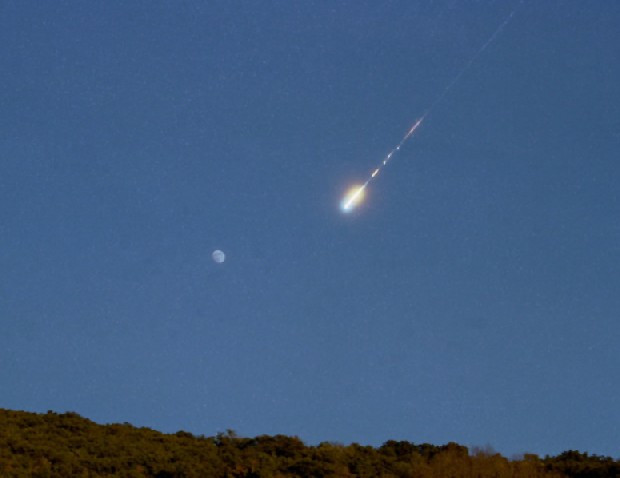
[[340, 3, 520, 213], [340, 116, 425, 213]]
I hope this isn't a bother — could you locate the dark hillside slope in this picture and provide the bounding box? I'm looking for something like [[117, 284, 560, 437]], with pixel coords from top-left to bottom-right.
[[0, 408, 617, 477]]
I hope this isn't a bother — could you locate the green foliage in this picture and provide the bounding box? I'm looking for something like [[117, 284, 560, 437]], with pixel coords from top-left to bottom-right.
[[0, 408, 616, 477], [543, 450, 620, 478]]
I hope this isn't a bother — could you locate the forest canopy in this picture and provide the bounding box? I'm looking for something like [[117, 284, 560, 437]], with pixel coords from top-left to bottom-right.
[[0, 408, 617, 477]]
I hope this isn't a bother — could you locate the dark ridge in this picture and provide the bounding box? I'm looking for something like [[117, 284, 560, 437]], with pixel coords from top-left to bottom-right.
[[0, 408, 617, 477]]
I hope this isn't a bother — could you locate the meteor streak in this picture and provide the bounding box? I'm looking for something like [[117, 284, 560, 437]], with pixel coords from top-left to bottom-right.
[[340, 3, 520, 213], [339, 116, 425, 213]]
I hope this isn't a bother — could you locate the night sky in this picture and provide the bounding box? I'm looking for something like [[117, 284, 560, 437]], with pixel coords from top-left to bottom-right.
[[2, 1, 619, 458]]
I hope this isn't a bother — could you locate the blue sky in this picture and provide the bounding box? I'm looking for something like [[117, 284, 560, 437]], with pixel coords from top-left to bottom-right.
[[1, 1, 619, 457]]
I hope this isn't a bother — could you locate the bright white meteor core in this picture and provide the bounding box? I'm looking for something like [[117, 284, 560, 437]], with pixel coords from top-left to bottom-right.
[[341, 183, 368, 212]]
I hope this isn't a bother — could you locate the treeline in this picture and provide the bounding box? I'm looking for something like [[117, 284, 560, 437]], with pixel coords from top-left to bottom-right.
[[0, 409, 617, 477]]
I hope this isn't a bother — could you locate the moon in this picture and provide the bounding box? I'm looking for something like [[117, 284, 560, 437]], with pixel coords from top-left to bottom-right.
[[212, 250, 225, 264]]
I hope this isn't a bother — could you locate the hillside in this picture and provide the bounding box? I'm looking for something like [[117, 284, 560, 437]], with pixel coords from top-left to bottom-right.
[[0, 408, 617, 477]]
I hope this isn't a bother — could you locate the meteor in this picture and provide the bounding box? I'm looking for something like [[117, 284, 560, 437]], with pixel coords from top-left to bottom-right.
[[339, 117, 425, 213], [340, 3, 520, 213], [341, 183, 368, 213]]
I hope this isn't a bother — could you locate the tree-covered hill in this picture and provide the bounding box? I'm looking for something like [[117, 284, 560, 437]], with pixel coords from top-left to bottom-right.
[[0, 408, 617, 477]]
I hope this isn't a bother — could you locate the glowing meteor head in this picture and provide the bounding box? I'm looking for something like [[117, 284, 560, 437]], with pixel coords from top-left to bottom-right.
[[340, 184, 366, 213]]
